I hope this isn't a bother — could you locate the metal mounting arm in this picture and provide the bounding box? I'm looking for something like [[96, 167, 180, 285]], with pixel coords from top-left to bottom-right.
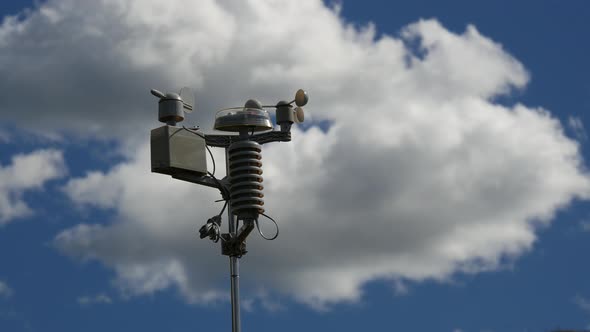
[[221, 220, 255, 257], [171, 171, 230, 196], [205, 131, 291, 148]]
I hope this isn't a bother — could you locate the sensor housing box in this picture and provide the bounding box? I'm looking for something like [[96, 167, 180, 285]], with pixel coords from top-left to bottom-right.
[[150, 125, 207, 176]]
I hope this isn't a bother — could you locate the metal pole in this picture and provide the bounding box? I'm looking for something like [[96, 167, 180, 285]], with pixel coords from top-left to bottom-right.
[[230, 256, 240, 332], [226, 148, 241, 332]]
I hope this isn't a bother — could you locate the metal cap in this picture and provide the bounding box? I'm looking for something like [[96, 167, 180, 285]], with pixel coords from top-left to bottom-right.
[[158, 93, 184, 124]]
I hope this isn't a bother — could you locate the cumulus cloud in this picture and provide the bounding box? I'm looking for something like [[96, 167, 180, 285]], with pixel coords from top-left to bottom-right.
[[2, 0, 587, 308], [0, 149, 66, 224]]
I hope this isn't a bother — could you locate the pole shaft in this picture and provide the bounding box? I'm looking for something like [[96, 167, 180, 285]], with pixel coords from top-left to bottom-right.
[[226, 148, 241, 332], [230, 256, 240, 332]]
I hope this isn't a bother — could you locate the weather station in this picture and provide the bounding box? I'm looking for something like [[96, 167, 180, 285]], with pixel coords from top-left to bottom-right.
[[149, 87, 309, 332]]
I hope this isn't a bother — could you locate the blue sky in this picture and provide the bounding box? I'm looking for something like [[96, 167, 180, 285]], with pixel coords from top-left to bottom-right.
[[1, 1, 590, 332]]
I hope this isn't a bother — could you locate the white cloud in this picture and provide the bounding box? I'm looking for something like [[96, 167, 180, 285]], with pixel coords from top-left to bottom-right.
[[0, 280, 13, 298], [0, 149, 66, 224], [568, 116, 587, 141], [77, 293, 112, 306], [2, 0, 588, 308], [575, 295, 590, 313]]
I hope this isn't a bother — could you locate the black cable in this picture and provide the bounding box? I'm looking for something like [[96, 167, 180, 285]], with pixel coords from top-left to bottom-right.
[[218, 201, 228, 217], [214, 201, 228, 243], [180, 125, 206, 139], [208, 171, 230, 201], [180, 126, 231, 200], [177, 126, 232, 205], [182, 126, 216, 176], [211, 223, 221, 243], [255, 213, 279, 240]]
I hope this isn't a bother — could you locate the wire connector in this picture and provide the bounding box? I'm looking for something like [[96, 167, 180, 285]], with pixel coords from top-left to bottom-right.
[[199, 215, 222, 243]]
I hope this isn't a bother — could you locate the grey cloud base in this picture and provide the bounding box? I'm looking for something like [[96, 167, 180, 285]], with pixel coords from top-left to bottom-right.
[[1, 0, 587, 309]]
